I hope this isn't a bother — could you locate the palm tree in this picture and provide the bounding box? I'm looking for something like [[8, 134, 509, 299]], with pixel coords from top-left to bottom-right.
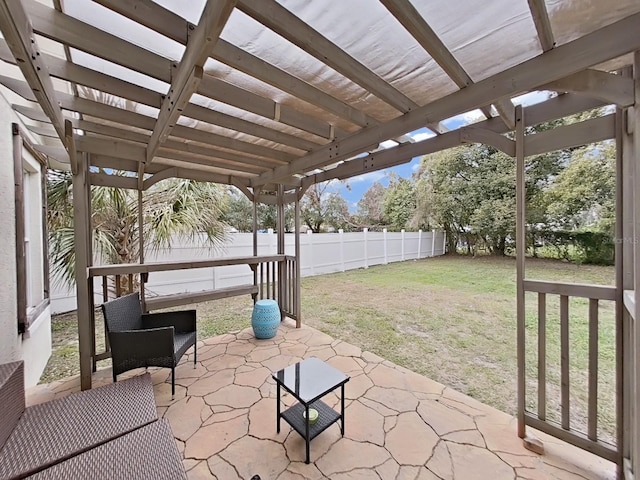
[[48, 169, 229, 289]]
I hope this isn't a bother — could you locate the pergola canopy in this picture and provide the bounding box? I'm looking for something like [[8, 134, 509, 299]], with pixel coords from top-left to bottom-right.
[[0, 0, 639, 197]]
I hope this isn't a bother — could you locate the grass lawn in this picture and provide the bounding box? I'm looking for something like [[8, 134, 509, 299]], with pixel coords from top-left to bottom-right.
[[42, 255, 617, 442]]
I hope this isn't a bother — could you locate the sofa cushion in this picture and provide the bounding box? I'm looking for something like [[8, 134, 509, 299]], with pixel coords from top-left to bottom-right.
[[27, 420, 186, 480], [0, 362, 25, 452], [0, 373, 157, 479]]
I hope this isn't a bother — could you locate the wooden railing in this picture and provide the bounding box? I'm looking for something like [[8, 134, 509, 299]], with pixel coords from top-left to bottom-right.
[[521, 279, 618, 462], [87, 255, 299, 368]]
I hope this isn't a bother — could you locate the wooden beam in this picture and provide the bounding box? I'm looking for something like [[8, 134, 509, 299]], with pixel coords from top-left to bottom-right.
[[527, 0, 555, 52], [524, 114, 615, 156], [309, 93, 607, 185], [461, 128, 515, 156], [252, 12, 640, 185], [24, 0, 339, 141], [142, 167, 177, 190], [542, 69, 635, 107], [0, 0, 65, 140], [493, 98, 516, 130], [237, 0, 418, 114], [230, 177, 254, 202], [89, 172, 139, 189], [146, 0, 236, 164]]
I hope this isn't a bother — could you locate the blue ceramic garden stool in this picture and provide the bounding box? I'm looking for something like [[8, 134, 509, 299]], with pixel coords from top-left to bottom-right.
[[251, 299, 281, 339]]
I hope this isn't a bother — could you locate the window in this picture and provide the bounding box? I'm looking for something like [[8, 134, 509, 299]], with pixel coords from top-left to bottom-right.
[[13, 123, 49, 333]]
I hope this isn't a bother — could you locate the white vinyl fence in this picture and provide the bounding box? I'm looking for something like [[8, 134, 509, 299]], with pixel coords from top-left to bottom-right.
[[50, 229, 446, 314]]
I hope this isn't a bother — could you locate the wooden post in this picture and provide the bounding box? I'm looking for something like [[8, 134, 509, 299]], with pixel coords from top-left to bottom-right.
[[276, 184, 285, 312], [632, 50, 640, 478], [68, 121, 92, 390], [252, 190, 258, 303], [138, 188, 145, 310], [615, 100, 626, 478], [515, 104, 526, 438], [294, 193, 301, 327]]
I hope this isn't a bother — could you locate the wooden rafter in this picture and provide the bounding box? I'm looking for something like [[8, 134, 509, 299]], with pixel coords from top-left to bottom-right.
[[23, 0, 341, 141], [144, 0, 236, 185], [379, 0, 513, 128], [0, 0, 65, 141], [252, 11, 640, 185], [527, 0, 555, 52], [237, 0, 415, 113], [235, 0, 446, 134]]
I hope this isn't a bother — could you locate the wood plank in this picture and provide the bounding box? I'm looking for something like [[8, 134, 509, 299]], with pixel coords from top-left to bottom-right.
[[461, 128, 515, 156], [538, 292, 547, 421], [0, 0, 66, 140], [89, 172, 138, 190], [237, 0, 418, 113], [146, 0, 236, 163], [588, 298, 599, 441], [523, 280, 617, 301], [527, 0, 555, 52], [252, 12, 640, 184], [88, 255, 286, 276], [145, 285, 258, 311], [560, 294, 570, 430], [515, 104, 526, 438]]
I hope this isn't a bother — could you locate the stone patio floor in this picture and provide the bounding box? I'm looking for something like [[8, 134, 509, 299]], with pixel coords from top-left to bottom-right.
[[27, 319, 616, 480]]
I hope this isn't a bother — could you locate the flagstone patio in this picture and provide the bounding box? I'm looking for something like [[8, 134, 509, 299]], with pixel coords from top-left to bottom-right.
[[27, 319, 615, 480]]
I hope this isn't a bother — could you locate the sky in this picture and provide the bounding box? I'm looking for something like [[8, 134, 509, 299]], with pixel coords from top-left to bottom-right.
[[330, 91, 551, 212]]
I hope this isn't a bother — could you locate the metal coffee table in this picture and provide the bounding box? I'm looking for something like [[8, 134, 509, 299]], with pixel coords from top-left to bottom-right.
[[273, 357, 349, 464]]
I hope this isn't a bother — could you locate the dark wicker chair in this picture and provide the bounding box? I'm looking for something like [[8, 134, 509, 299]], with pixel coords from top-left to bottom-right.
[[101, 292, 197, 396]]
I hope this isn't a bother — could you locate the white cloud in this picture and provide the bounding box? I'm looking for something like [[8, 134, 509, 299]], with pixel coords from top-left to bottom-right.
[[409, 131, 436, 142], [411, 162, 421, 172]]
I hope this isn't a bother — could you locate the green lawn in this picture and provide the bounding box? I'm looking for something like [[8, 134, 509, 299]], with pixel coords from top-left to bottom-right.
[[43, 255, 617, 442]]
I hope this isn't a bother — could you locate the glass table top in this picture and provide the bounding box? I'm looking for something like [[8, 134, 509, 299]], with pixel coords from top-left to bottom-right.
[[273, 357, 349, 403]]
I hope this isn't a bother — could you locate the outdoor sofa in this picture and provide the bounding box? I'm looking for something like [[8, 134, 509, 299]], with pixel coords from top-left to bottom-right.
[[0, 361, 186, 479]]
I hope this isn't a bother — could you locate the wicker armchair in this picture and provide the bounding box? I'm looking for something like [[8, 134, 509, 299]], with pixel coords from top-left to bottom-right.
[[101, 292, 197, 396]]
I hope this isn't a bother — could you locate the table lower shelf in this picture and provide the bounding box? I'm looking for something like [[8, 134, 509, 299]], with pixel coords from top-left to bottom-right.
[[280, 399, 341, 441]]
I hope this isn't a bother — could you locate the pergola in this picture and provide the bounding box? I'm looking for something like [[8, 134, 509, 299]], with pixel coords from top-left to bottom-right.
[[1, 0, 639, 477]]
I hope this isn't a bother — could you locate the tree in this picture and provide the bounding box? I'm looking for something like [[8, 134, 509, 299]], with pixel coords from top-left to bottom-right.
[[356, 181, 387, 229], [48, 170, 228, 287], [544, 141, 615, 232], [383, 175, 416, 231], [415, 141, 564, 255], [300, 182, 351, 232]]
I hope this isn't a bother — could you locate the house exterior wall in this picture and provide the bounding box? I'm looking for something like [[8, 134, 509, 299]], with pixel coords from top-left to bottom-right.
[[0, 88, 52, 387]]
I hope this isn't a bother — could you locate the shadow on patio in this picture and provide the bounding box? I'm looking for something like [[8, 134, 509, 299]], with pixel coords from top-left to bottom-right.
[[27, 320, 614, 480]]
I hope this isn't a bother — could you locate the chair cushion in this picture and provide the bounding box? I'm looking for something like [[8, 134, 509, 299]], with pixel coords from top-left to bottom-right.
[[0, 373, 157, 479]]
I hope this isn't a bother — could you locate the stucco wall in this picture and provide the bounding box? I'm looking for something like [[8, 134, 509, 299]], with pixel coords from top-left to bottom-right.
[[0, 87, 52, 386]]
